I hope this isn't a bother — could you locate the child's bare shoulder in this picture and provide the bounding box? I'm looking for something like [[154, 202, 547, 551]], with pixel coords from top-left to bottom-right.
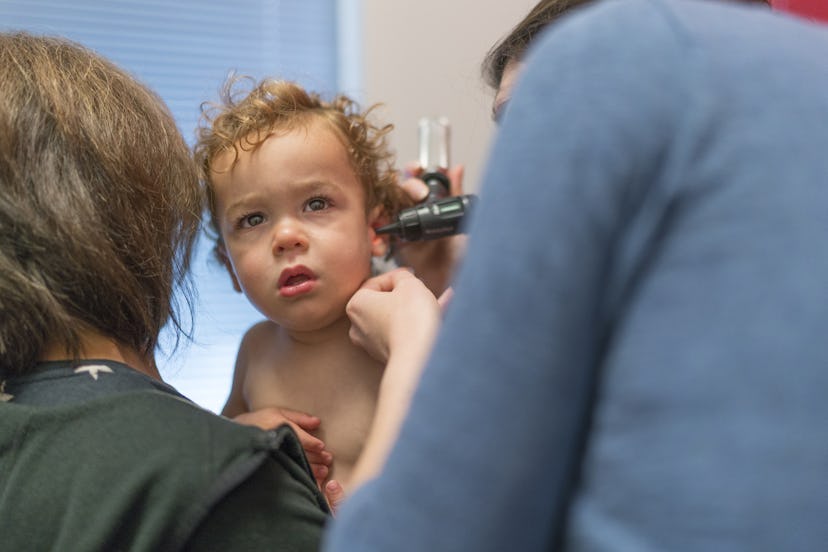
[[236, 320, 285, 373], [236, 320, 301, 410], [240, 319, 281, 347]]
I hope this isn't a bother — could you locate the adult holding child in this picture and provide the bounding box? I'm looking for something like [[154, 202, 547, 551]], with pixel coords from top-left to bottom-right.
[[0, 32, 330, 550], [0, 28, 453, 550]]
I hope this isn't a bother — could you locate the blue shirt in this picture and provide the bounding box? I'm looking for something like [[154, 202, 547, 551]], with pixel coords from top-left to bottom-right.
[[325, 1, 828, 550]]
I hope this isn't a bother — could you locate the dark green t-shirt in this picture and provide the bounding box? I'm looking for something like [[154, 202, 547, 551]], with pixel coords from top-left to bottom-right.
[[0, 360, 329, 551]]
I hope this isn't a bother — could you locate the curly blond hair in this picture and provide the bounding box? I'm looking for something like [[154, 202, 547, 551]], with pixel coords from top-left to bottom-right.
[[194, 76, 412, 259]]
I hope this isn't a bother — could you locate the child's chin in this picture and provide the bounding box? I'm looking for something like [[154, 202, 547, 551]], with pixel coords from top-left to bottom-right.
[[274, 310, 349, 333]]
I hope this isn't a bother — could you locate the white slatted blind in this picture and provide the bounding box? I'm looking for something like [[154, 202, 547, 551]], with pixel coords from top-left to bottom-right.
[[1, 0, 349, 412]]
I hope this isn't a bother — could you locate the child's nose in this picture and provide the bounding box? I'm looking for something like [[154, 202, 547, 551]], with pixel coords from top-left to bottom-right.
[[273, 221, 308, 255]]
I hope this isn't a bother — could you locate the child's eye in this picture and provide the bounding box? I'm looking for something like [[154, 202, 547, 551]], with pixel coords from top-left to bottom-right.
[[304, 196, 331, 212], [239, 213, 265, 228]]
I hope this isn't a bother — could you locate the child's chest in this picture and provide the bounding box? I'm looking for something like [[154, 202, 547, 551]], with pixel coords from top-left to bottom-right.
[[243, 342, 383, 478]]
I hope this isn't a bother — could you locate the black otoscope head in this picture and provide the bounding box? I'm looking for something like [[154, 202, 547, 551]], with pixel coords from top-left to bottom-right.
[[379, 117, 475, 242], [376, 194, 477, 242]]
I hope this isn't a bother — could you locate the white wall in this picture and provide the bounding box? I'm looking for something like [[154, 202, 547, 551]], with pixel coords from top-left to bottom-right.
[[356, 0, 539, 193]]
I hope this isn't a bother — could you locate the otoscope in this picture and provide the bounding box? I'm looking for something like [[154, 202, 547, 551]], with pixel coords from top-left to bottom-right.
[[376, 117, 477, 241]]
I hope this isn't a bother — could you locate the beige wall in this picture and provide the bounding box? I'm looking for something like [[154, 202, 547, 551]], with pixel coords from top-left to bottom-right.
[[357, 0, 538, 193]]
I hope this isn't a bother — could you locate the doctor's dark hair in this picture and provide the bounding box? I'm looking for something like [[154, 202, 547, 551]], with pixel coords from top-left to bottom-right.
[[194, 76, 413, 262], [0, 32, 201, 377], [482, 0, 593, 90]]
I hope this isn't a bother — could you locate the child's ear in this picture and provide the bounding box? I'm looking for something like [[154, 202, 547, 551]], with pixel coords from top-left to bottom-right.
[[216, 242, 243, 293], [368, 205, 390, 258]]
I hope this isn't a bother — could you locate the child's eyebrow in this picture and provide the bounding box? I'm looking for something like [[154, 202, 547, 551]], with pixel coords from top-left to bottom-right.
[[284, 179, 342, 196], [222, 193, 262, 215], [223, 180, 341, 213], [295, 179, 336, 191]]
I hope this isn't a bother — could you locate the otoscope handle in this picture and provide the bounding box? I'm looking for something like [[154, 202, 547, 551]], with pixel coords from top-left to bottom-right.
[[421, 170, 451, 202], [418, 117, 451, 201]]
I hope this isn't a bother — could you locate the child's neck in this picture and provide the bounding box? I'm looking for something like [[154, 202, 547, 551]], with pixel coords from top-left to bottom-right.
[[282, 312, 353, 347]]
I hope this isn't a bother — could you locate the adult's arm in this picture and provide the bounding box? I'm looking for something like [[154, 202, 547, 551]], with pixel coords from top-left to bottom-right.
[[344, 269, 442, 489], [324, 2, 685, 550], [184, 448, 328, 551]]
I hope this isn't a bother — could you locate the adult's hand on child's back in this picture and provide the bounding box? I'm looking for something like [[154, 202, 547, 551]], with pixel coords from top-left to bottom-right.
[[233, 406, 333, 487]]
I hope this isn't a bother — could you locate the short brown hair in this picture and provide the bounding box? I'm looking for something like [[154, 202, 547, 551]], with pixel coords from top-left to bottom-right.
[[194, 77, 412, 260], [482, 0, 594, 90], [0, 32, 201, 376]]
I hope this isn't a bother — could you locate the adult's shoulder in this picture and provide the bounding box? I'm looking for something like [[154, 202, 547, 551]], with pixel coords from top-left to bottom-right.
[[2, 387, 325, 550], [86, 390, 329, 544], [523, 0, 782, 71], [105, 389, 300, 470]]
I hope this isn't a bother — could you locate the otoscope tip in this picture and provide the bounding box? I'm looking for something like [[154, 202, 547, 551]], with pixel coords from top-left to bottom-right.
[[375, 222, 400, 236]]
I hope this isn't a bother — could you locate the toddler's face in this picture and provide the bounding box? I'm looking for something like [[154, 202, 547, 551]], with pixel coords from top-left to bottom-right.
[[211, 119, 383, 332]]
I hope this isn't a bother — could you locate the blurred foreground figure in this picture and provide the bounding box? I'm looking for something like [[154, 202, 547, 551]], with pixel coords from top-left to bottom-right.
[[325, 1, 828, 550]]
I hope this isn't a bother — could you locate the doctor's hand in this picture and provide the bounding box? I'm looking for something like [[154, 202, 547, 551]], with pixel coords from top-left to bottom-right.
[[394, 163, 468, 296], [347, 268, 441, 365]]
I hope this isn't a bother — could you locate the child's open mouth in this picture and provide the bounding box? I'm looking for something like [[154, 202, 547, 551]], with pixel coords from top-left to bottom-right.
[[278, 265, 317, 297], [284, 274, 310, 286]]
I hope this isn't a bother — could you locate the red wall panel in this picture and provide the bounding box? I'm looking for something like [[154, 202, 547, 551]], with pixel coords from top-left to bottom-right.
[[772, 0, 828, 23]]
